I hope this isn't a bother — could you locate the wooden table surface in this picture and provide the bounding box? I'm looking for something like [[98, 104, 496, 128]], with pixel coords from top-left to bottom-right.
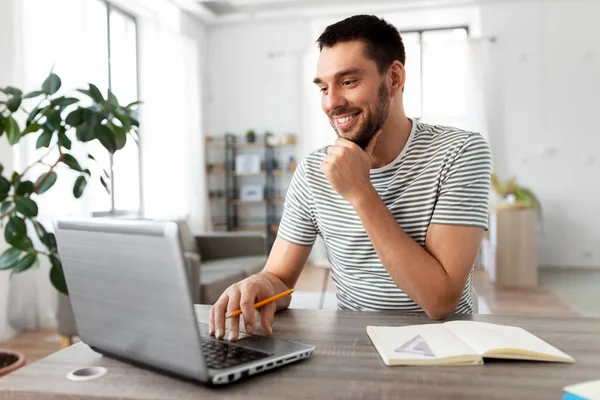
[[1, 305, 599, 400]]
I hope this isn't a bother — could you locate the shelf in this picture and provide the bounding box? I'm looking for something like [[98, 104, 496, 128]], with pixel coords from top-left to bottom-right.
[[232, 224, 279, 233], [207, 169, 295, 176], [205, 139, 296, 149]]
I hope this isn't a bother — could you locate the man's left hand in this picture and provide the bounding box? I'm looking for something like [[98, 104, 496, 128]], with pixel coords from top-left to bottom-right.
[[320, 129, 382, 204]]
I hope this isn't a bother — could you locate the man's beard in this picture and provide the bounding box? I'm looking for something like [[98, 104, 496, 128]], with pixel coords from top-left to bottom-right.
[[330, 82, 390, 149]]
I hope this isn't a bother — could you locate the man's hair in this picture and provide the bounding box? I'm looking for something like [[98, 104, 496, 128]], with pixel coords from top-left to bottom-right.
[[316, 15, 406, 73]]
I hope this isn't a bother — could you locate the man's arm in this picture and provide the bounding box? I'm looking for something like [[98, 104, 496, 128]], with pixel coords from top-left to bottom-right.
[[261, 236, 314, 310], [352, 189, 483, 319]]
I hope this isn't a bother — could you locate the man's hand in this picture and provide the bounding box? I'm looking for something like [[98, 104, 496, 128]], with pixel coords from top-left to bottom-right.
[[209, 274, 276, 341], [321, 130, 382, 203]]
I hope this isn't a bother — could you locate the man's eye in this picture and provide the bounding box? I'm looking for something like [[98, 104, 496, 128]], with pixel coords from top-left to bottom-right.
[[342, 80, 356, 86], [320, 87, 328, 93]]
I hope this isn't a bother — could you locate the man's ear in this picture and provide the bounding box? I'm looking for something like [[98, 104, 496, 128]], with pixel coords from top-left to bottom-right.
[[389, 61, 405, 97]]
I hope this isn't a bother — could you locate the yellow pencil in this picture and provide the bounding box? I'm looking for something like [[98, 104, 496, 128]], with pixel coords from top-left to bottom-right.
[[225, 289, 294, 319]]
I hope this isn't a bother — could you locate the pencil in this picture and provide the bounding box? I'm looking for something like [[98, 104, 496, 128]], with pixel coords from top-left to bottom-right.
[[225, 289, 294, 319]]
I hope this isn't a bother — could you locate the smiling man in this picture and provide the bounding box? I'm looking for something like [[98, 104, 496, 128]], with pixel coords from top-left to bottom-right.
[[210, 15, 492, 341]]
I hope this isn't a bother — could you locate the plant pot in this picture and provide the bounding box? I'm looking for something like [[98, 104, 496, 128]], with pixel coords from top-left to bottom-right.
[[0, 349, 26, 377]]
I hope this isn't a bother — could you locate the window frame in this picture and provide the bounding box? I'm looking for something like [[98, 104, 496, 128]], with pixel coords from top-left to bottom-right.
[[91, 0, 143, 218]]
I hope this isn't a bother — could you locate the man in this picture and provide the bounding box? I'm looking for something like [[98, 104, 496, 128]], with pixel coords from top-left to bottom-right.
[[209, 15, 491, 341]]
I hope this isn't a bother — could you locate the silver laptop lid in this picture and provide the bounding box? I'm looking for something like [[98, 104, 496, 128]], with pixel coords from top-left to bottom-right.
[[54, 218, 209, 382]]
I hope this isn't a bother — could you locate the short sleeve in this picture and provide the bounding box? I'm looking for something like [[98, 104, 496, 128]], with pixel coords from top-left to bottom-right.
[[431, 133, 492, 230], [277, 160, 318, 246]]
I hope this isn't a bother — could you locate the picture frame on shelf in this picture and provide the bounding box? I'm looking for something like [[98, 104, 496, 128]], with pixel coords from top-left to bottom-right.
[[240, 184, 264, 201]]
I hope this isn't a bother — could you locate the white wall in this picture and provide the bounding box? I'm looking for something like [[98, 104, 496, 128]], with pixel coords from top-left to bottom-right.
[[207, 1, 600, 268], [480, 0, 600, 268]]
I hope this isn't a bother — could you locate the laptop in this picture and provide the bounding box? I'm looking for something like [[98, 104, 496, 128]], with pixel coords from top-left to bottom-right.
[[53, 217, 315, 385]]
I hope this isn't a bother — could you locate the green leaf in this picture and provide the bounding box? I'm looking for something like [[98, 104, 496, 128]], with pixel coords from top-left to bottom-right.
[[32, 220, 48, 241], [34, 171, 57, 194], [95, 124, 117, 153], [65, 108, 84, 126], [3, 87, 22, 97], [130, 116, 139, 127], [42, 232, 57, 251], [100, 175, 110, 193], [23, 90, 44, 99], [108, 121, 127, 150], [27, 106, 42, 125], [1, 200, 11, 212], [62, 153, 82, 171], [11, 252, 37, 275], [0, 248, 22, 270], [52, 97, 79, 108], [58, 131, 71, 149], [46, 109, 62, 131], [73, 175, 87, 198], [23, 122, 41, 135], [36, 130, 53, 148], [107, 90, 119, 107], [49, 256, 68, 294], [112, 111, 131, 132], [5, 115, 20, 145], [8, 235, 34, 251], [125, 100, 142, 109], [76, 123, 95, 142], [0, 175, 10, 193], [0, 162, 3, 174], [88, 84, 105, 103], [5, 215, 26, 242], [87, 153, 96, 161], [15, 197, 38, 217], [42, 73, 61, 95], [15, 180, 34, 196], [7, 94, 22, 113]]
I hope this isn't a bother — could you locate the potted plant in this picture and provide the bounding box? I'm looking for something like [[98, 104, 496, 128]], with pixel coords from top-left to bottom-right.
[[0, 71, 139, 329], [491, 173, 542, 220], [245, 129, 256, 143], [0, 349, 25, 377]]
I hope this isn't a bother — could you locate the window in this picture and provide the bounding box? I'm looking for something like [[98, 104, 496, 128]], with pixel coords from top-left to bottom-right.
[[402, 27, 469, 126], [88, 0, 142, 216]]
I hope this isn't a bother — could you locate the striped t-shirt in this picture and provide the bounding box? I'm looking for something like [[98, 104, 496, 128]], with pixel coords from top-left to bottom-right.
[[278, 118, 492, 313]]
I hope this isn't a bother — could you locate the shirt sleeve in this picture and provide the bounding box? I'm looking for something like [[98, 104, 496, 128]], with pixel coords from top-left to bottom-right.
[[431, 133, 492, 230], [277, 159, 318, 246]]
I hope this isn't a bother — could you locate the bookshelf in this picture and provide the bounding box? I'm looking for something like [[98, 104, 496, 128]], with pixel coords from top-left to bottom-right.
[[205, 132, 296, 250]]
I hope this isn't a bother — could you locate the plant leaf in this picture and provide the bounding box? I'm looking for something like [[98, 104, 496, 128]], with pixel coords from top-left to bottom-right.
[[58, 131, 72, 149], [11, 252, 37, 275], [88, 84, 105, 103], [36, 130, 53, 148], [32, 220, 48, 241], [42, 73, 61, 95], [3, 87, 22, 97], [35, 171, 57, 194], [15, 197, 38, 217], [5, 115, 20, 145], [95, 124, 117, 153], [65, 108, 84, 126], [108, 121, 127, 150], [0, 200, 11, 212], [62, 153, 82, 171], [87, 153, 96, 161], [100, 175, 110, 193], [49, 256, 68, 294], [8, 235, 34, 251], [23, 122, 41, 135], [46, 109, 62, 131], [42, 232, 57, 251], [107, 90, 119, 107], [27, 106, 42, 125], [5, 215, 26, 242], [73, 175, 87, 198], [7, 94, 22, 113], [0, 248, 22, 270], [125, 100, 142, 109], [0, 175, 10, 193], [76, 123, 95, 142], [52, 97, 79, 108], [23, 90, 44, 99], [15, 180, 34, 196]]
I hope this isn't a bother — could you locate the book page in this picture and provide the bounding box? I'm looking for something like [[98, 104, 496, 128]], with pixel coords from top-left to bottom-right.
[[443, 321, 575, 362], [366, 324, 481, 365]]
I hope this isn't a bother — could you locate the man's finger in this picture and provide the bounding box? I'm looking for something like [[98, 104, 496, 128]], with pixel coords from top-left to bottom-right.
[[226, 290, 241, 341], [213, 295, 229, 340], [364, 129, 383, 156], [208, 305, 215, 336], [260, 302, 277, 336]]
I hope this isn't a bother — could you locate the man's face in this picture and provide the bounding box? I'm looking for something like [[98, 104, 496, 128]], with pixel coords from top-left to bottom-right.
[[314, 40, 391, 149]]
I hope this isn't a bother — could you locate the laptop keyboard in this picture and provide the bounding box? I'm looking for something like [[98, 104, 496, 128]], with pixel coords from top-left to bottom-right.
[[202, 339, 269, 370]]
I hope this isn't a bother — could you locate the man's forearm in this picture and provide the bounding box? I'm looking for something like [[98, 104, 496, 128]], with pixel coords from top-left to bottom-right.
[[351, 187, 457, 318], [261, 270, 292, 311]]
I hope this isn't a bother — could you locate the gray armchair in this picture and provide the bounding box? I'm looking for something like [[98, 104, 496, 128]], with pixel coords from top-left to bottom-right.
[[57, 220, 268, 346]]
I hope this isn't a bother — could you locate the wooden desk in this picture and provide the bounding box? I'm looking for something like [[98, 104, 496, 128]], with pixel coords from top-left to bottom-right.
[[1, 305, 599, 400]]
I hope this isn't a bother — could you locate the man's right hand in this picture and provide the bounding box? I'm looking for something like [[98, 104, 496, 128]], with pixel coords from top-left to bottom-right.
[[208, 273, 277, 342]]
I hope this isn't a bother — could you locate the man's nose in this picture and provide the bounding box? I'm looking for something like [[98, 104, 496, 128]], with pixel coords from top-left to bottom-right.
[[324, 87, 347, 115]]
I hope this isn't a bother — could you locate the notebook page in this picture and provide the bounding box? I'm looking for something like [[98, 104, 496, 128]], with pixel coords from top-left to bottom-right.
[[443, 321, 574, 361], [367, 323, 479, 364]]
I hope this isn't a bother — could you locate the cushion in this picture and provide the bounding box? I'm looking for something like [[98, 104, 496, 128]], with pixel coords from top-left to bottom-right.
[[201, 255, 266, 278]]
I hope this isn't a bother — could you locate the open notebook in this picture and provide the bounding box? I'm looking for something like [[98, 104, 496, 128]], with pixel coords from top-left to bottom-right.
[[367, 321, 575, 366]]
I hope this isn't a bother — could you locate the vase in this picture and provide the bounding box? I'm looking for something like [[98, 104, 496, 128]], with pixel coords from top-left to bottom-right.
[[0, 349, 26, 377]]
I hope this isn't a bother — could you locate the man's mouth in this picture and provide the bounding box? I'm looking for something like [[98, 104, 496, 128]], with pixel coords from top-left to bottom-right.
[[333, 112, 360, 130]]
